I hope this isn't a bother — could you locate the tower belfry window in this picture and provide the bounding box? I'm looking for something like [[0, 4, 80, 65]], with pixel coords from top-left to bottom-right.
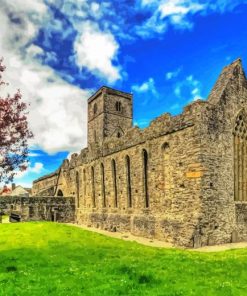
[[234, 111, 247, 201], [115, 101, 122, 112], [93, 103, 97, 114]]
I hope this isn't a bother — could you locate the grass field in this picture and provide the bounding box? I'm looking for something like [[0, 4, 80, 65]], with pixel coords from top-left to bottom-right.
[[0, 223, 247, 296]]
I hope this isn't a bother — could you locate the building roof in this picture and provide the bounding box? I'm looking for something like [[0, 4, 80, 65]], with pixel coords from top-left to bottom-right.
[[33, 170, 59, 184], [11, 185, 29, 196]]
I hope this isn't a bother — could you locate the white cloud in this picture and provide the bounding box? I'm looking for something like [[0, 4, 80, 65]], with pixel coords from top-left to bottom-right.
[[74, 22, 121, 83], [137, 0, 204, 36], [166, 67, 182, 80], [158, 0, 204, 19], [14, 162, 44, 179], [29, 162, 44, 173], [0, 0, 92, 154], [173, 74, 203, 101], [132, 77, 158, 97], [137, 0, 246, 37], [28, 152, 41, 157]]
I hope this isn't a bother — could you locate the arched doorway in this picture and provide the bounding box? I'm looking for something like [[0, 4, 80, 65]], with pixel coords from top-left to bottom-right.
[[57, 189, 63, 197]]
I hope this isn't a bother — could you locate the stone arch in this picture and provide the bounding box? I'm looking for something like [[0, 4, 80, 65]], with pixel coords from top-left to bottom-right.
[[111, 126, 124, 138], [57, 189, 63, 197], [233, 109, 247, 201]]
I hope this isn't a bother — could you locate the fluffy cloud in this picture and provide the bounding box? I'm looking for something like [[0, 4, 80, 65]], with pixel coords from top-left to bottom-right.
[[74, 22, 121, 83], [0, 0, 92, 154], [14, 162, 44, 179], [137, 0, 247, 37], [132, 78, 158, 97]]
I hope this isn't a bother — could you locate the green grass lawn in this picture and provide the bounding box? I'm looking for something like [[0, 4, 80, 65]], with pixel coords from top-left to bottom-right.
[[0, 223, 247, 296]]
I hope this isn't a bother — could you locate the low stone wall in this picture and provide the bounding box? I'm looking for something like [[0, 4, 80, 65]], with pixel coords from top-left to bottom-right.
[[77, 210, 196, 247], [0, 196, 75, 223]]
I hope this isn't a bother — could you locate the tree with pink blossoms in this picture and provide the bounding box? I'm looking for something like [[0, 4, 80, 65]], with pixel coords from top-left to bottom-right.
[[0, 58, 33, 184]]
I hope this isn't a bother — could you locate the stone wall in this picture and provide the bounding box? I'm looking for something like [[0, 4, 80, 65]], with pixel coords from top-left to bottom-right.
[[32, 59, 247, 248], [32, 171, 59, 196], [0, 196, 75, 223]]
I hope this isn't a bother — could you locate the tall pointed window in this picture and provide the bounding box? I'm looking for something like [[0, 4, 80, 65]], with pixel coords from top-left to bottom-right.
[[126, 155, 132, 207], [143, 149, 149, 207], [101, 163, 106, 207], [91, 167, 96, 207], [83, 169, 86, 197], [162, 142, 170, 191], [76, 171, 80, 208], [112, 159, 118, 207], [234, 111, 247, 201]]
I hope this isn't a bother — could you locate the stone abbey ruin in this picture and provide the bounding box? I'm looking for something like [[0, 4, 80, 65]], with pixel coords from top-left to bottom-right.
[[32, 58, 247, 248]]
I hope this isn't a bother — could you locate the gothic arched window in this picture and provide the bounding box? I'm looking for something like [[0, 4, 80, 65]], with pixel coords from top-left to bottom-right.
[[112, 159, 118, 207], [101, 163, 106, 207], [126, 155, 132, 207], [91, 167, 96, 207], [57, 189, 63, 197], [162, 142, 170, 191], [76, 171, 80, 208], [234, 110, 247, 201]]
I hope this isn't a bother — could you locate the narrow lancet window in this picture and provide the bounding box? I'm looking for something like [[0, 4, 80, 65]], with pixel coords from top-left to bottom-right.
[[162, 142, 170, 191], [101, 163, 106, 207], [83, 169, 86, 197], [234, 111, 247, 201], [143, 149, 149, 207], [112, 159, 118, 207], [91, 167, 96, 207], [126, 155, 132, 207], [76, 171, 80, 208]]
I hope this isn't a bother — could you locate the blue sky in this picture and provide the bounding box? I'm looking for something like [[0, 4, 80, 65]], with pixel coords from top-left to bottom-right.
[[1, 0, 247, 187]]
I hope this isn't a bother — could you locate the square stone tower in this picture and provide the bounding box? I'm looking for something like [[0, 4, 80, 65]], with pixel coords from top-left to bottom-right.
[[87, 86, 133, 146]]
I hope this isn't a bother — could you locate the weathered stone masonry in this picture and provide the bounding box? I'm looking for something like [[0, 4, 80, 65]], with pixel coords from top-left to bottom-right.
[[33, 59, 247, 248], [0, 196, 75, 223]]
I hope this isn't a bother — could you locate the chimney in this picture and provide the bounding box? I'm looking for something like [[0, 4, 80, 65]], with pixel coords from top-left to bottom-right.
[[12, 183, 16, 191]]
